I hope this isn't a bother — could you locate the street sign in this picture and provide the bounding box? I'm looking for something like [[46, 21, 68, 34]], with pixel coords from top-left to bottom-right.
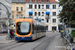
[[6, 20, 9, 25], [66, 26, 70, 28], [66, 26, 70, 29]]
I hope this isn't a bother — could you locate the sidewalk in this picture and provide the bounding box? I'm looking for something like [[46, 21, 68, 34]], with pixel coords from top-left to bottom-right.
[[0, 35, 15, 44], [47, 35, 65, 50], [0, 33, 8, 36]]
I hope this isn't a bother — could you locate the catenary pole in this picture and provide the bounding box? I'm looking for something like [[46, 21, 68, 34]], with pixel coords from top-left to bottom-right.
[[0, 2, 10, 38]]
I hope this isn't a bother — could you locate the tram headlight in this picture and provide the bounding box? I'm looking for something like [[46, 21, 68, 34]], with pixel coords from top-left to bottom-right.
[[16, 35, 18, 37]]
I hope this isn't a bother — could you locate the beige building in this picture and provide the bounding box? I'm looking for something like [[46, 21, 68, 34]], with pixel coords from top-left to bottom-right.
[[12, 0, 26, 24], [12, 0, 59, 31]]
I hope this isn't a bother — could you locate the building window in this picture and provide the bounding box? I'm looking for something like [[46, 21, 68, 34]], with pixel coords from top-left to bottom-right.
[[52, 19, 56, 23], [46, 26, 48, 30], [53, 12, 56, 16], [47, 0, 49, 2], [53, 5, 56, 9], [46, 14, 49, 17], [42, 19, 44, 21], [30, 0, 32, 2], [52, 26, 56, 31], [38, 12, 40, 16], [47, 19, 49, 23], [35, 12, 37, 16], [29, 5, 32, 9], [16, 15, 18, 19], [38, 5, 40, 9], [21, 3, 23, 4], [16, 3, 18, 4], [42, 12, 44, 16], [21, 15, 23, 18], [16, 7, 18, 11], [12, 3, 14, 5], [29, 14, 32, 17], [42, 0, 44, 2], [35, 0, 37, 2], [35, 5, 37, 9], [12, 16, 14, 19], [21, 7, 23, 11], [46, 5, 49, 9], [42, 5, 44, 9]]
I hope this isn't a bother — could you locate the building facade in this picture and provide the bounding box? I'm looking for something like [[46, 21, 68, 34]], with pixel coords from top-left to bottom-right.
[[12, 0, 26, 24], [25, 0, 59, 31], [0, 0, 11, 32], [11, 0, 59, 31]]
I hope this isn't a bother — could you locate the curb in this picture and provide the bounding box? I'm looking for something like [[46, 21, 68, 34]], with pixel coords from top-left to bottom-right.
[[0, 34, 8, 36]]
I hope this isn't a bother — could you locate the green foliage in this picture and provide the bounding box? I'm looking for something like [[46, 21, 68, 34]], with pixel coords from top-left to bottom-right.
[[59, 0, 75, 28], [71, 30, 75, 38]]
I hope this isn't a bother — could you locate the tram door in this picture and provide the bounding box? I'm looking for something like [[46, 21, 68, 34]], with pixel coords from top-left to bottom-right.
[[52, 26, 56, 31]]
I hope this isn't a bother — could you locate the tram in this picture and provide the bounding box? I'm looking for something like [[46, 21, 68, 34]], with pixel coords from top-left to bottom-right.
[[15, 18, 46, 41]]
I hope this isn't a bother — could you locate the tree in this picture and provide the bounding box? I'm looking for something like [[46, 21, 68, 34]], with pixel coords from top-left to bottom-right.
[[59, 0, 75, 28]]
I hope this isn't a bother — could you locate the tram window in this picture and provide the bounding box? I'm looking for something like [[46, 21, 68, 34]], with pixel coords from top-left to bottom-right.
[[41, 26, 42, 32], [37, 26, 39, 33], [42, 26, 43, 32], [39, 26, 41, 32], [42, 26, 44, 32], [14, 25, 15, 27], [34, 25, 37, 30], [32, 24, 34, 34], [16, 22, 31, 35]]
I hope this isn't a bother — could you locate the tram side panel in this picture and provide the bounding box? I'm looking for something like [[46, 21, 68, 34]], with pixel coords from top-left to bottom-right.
[[32, 24, 37, 40]]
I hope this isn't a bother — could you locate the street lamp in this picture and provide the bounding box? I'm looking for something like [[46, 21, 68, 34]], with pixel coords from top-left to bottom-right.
[[62, 17, 68, 36], [63, 17, 68, 25], [0, 2, 10, 38]]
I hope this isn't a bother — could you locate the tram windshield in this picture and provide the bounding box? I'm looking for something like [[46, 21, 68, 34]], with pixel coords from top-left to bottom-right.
[[16, 22, 31, 35]]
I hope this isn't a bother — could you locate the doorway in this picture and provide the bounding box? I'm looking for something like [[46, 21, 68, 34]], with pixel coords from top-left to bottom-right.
[[46, 26, 48, 30], [52, 26, 57, 31]]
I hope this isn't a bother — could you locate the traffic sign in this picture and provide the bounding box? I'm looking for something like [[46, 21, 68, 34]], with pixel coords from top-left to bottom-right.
[[6, 20, 9, 25]]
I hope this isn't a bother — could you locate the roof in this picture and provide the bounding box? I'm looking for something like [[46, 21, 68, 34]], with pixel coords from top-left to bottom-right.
[[12, 0, 58, 3], [12, 0, 26, 2], [50, 0, 58, 3]]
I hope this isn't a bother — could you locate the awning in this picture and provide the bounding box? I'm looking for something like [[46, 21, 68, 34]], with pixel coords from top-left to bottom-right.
[[29, 11, 33, 14], [46, 12, 50, 14]]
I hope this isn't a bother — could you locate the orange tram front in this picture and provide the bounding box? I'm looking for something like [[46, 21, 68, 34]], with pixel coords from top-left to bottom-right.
[[15, 18, 46, 41]]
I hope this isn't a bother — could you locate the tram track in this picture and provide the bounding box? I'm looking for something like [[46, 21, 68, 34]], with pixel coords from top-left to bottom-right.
[[0, 41, 26, 50], [0, 42, 17, 49], [33, 34, 59, 50]]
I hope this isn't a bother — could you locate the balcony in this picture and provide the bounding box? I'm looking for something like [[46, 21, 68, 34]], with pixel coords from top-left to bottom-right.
[[46, 16, 50, 19], [17, 11, 21, 13]]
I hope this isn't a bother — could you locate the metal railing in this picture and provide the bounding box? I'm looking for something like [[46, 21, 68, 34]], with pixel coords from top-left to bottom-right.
[[63, 37, 72, 50]]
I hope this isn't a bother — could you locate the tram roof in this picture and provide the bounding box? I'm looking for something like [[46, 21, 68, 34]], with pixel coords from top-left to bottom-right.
[[16, 18, 46, 26]]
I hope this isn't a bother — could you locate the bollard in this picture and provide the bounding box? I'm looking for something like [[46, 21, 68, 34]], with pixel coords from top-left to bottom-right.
[[71, 44, 74, 50]]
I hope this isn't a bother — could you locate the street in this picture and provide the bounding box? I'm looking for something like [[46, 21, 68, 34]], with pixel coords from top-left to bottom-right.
[[0, 32, 65, 50]]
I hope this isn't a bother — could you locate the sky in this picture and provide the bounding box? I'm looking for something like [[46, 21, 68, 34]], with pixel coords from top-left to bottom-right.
[[56, 0, 58, 1]]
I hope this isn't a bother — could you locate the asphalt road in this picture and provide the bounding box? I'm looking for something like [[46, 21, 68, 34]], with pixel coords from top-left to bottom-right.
[[0, 32, 65, 50]]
